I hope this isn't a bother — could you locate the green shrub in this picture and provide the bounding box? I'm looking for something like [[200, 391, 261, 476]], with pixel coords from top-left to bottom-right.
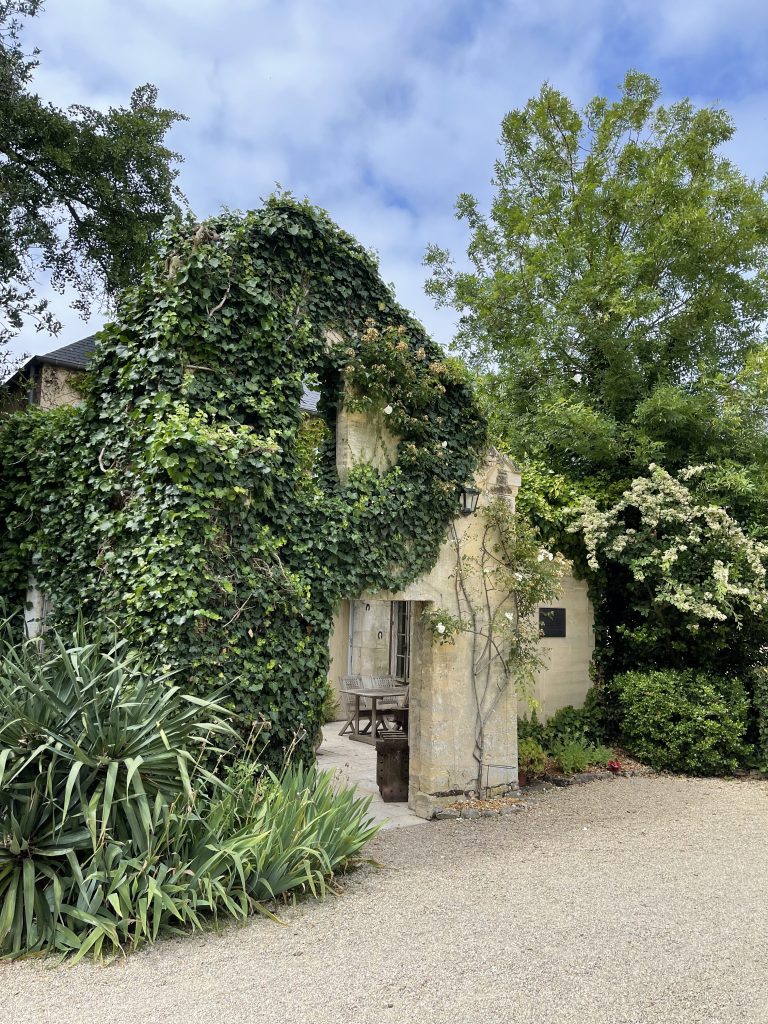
[[0, 620, 378, 959], [581, 683, 619, 741], [542, 705, 588, 748], [615, 669, 749, 775], [517, 738, 546, 778], [519, 702, 608, 752], [517, 710, 545, 745], [750, 666, 768, 767], [551, 739, 614, 775]]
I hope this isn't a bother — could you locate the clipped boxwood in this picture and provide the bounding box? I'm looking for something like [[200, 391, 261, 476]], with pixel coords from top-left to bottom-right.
[[614, 669, 749, 775]]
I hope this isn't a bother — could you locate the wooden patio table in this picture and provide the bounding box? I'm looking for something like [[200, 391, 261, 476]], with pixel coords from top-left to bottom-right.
[[340, 686, 409, 745]]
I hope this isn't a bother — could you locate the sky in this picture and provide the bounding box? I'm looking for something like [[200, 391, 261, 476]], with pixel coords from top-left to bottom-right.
[[8, 0, 768, 364]]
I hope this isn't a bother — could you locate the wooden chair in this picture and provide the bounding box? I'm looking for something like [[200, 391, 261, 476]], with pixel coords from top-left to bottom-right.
[[368, 675, 406, 708], [369, 675, 409, 732], [338, 675, 371, 736]]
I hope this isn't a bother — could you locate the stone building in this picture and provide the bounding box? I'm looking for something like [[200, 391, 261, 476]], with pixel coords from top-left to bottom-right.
[[5, 337, 595, 816]]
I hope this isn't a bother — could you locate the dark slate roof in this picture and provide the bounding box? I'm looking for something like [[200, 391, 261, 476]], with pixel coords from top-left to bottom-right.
[[26, 335, 322, 412], [30, 335, 97, 371]]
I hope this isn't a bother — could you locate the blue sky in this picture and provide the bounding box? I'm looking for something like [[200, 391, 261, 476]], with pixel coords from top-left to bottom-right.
[[9, 0, 768, 362]]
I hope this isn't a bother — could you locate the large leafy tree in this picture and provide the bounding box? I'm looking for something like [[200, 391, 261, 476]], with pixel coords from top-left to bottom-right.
[[426, 71, 768, 487], [0, 1, 186, 348], [426, 72, 768, 681]]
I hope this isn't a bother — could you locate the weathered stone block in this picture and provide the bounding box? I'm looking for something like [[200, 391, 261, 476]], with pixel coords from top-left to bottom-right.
[[433, 808, 461, 820], [410, 792, 438, 820]]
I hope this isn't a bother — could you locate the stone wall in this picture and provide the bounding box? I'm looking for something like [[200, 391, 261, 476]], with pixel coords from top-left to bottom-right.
[[335, 407, 398, 483], [348, 600, 392, 677], [352, 450, 525, 813], [331, 396, 596, 815], [533, 575, 595, 716], [36, 365, 84, 410]]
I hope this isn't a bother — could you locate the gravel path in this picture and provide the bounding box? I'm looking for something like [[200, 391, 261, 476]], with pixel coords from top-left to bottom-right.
[[5, 775, 768, 1024]]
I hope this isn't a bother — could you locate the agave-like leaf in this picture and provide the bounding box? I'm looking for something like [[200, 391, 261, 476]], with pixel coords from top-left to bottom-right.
[[0, 615, 379, 959]]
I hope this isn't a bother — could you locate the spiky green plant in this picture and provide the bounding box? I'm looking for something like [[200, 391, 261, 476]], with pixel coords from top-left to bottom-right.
[[0, 618, 378, 959]]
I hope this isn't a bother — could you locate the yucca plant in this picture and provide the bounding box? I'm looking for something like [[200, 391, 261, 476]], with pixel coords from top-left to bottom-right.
[[193, 761, 380, 912], [0, 616, 379, 959]]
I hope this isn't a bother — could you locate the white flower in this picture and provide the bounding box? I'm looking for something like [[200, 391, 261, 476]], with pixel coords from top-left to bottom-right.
[[572, 373, 582, 383], [504, 611, 514, 621], [441, 440, 448, 448], [436, 621, 446, 634], [537, 553, 545, 562], [383, 404, 393, 415]]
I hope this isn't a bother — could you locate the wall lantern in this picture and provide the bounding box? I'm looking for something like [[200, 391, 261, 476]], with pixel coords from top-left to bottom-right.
[[459, 484, 481, 516]]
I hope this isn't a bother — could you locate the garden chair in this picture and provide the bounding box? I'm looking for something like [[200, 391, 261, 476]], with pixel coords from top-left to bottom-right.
[[369, 675, 409, 732], [338, 675, 373, 736]]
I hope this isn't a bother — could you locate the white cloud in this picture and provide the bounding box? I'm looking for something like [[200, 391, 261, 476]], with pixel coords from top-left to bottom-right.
[[7, 0, 768, 364]]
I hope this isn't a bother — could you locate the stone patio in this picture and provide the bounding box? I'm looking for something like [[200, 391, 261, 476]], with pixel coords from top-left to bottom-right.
[[317, 723, 423, 829]]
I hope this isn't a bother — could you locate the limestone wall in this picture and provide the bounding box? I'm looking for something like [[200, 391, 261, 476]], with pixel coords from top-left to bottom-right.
[[329, 401, 596, 813], [359, 454, 525, 809], [348, 600, 391, 677], [335, 407, 398, 483], [533, 574, 595, 717], [37, 365, 84, 410]]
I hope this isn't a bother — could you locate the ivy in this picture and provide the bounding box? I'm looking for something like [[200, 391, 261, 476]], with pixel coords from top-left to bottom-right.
[[0, 195, 486, 763]]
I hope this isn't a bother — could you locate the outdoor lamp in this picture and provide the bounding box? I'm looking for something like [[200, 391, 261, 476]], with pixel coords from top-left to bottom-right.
[[459, 484, 481, 516]]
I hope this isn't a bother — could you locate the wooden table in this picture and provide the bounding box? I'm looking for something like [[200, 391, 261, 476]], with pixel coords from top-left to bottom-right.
[[341, 686, 409, 745]]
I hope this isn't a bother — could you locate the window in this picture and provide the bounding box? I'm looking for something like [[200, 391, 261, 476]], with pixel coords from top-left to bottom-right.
[[539, 607, 566, 638], [390, 601, 412, 682]]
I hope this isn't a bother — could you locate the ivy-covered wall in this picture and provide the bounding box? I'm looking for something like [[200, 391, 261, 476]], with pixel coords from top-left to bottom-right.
[[0, 196, 486, 761]]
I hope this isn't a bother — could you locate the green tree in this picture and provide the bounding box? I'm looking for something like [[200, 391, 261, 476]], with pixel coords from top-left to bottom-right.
[[0, 1, 186, 348], [426, 72, 768, 689], [425, 71, 768, 484]]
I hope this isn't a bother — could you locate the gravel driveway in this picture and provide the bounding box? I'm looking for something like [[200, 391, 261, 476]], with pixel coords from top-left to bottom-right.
[[5, 775, 768, 1024]]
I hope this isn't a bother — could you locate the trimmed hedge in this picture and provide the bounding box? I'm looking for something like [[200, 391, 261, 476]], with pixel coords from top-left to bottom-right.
[[614, 669, 749, 775]]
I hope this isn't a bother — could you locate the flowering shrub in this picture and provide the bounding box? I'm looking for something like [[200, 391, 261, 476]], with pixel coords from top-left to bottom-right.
[[573, 465, 768, 674], [615, 669, 749, 775], [577, 465, 768, 623], [422, 609, 463, 645]]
